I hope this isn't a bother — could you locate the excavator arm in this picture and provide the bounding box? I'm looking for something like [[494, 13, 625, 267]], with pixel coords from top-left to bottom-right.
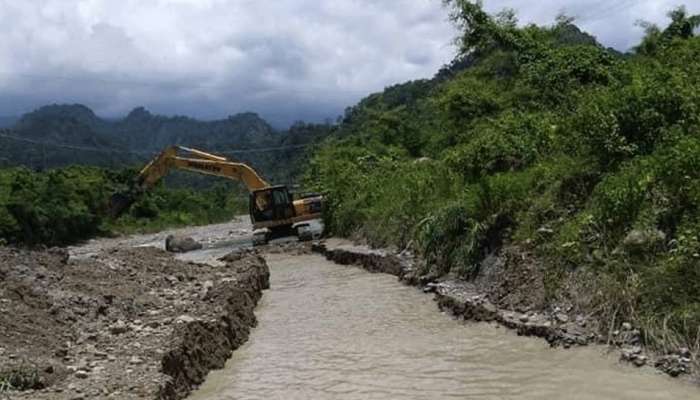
[[109, 146, 269, 218]]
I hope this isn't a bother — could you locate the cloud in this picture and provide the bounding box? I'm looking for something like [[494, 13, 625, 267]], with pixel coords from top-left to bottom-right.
[[0, 0, 697, 126]]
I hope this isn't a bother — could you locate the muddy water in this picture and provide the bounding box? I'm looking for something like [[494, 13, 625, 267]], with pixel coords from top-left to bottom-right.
[[191, 254, 698, 400]]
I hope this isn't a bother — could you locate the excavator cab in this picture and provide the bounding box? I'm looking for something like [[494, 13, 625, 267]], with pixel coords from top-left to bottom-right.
[[249, 186, 295, 225]]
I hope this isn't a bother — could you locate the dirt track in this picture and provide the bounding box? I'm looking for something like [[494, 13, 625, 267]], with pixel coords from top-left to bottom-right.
[[0, 237, 269, 399]]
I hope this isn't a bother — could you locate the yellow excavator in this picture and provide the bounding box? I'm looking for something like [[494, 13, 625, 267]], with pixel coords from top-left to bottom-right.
[[109, 145, 324, 245]]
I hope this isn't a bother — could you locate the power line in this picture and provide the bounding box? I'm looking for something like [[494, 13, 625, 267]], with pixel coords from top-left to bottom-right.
[[0, 131, 147, 155], [216, 143, 315, 154], [0, 130, 317, 157]]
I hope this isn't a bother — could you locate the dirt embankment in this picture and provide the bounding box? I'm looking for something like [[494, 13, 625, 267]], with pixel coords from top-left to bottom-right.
[[0, 246, 269, 399], [312, 239, 694, 379]]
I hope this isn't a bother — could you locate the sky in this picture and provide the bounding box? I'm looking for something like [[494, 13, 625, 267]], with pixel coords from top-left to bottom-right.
[[0, 0, 698, 127]]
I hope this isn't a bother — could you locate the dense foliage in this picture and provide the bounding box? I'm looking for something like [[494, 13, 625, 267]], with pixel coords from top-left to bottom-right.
[[0, 166, 246, 246], [308, 3, 700, 349]]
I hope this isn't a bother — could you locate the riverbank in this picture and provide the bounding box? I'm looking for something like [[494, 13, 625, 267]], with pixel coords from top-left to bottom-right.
[[0, 245, 269, 399], [312, 238, 697, 381]]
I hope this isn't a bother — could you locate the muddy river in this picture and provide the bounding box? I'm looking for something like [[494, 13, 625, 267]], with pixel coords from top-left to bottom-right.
[[189, 253, 699, 400]]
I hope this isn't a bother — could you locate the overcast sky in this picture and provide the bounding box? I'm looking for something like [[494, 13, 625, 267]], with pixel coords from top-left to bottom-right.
[[0, 0, 698, 127]]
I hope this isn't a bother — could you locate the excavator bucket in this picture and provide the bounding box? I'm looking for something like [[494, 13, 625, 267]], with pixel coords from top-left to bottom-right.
[[108, 192, 136, 219]]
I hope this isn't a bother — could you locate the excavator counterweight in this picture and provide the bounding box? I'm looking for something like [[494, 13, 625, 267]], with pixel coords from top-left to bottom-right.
[[109, 146, 323, 245]]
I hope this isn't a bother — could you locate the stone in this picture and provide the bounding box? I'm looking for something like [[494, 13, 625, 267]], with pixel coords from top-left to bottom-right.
[[129, 356, 143, 365], [655, 354, 690, 377], [165, 235, 203, 253], [621, 322, 632, 331], [146, 320, 160, 329], [678, 347, 692, 358], [74, 370, 89, 379], [175, 315, 196, 324], [555, 313, 569, 323], [622, 229, 666, 254], [109, 320, 129, 335], [519, 314, 530, 323], [633, 355, 648, 367]]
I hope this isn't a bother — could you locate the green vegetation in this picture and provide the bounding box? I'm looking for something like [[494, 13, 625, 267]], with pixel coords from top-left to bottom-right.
[[308, 2, 700, 350], [0, 365, 41, 392], [0, 166, 246, 246]]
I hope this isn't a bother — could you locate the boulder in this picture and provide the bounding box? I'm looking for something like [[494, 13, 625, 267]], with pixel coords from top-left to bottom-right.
[[165, 235, 203, 253], [622, 229, 666, 255]]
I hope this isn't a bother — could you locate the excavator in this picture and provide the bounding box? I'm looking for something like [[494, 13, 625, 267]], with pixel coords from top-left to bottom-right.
[[109, 145, 324, 245]]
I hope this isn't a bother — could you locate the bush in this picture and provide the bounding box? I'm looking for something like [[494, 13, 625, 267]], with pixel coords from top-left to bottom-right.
[[444, 112, 553, 179]]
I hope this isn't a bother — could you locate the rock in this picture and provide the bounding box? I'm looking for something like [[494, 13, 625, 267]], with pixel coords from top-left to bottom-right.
[[129, 356, 143, 365], [165, 235, 203, 253], [633, 355, 648, 367], [422, 282, 439, 293], [109, 320, 130, 335], [622, 229, 666, 254], [575, 336, 589, 346], [678, 347, 692, 358], [146, 320, 160, 329], [49, 247, 71, 264], [621, 322, 632, 331], [519, 314, 530, 323], [620, 346, 647, 367], [175, 314, 196, 324], [74, 370, 89, 379], [655, 354, 691, 377], [555, 313, 569, 323]]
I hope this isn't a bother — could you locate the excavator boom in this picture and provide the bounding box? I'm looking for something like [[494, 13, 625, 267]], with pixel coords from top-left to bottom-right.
[[135, 146, 269, 191]]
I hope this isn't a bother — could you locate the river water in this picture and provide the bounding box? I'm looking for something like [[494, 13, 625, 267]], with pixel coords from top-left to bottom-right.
[[191, 254, 698, 400]]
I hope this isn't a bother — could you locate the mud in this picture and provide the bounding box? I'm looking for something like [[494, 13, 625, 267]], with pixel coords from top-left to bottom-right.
[[0, 245, 269, 399], [313, 239, 696, 380]]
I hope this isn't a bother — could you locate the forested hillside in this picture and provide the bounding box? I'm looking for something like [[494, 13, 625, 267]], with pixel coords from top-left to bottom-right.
[[0, 104, 330, 184], [308, 2, 700, 350]]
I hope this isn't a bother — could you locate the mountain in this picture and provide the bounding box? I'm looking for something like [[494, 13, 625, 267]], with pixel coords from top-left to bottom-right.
[[108, 107, 277, 151], [0, 104, 331, 183], [14, 104, 115, 149]]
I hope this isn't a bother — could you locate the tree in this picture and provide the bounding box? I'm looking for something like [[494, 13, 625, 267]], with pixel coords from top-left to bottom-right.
[[636, 6, 700, 55]]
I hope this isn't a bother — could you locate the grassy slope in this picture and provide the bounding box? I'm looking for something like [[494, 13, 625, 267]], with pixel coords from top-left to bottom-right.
[[308, 6, 700, 350]]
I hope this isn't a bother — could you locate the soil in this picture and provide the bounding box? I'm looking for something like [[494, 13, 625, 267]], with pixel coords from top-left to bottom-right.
[[0, 245, 269, 399]]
